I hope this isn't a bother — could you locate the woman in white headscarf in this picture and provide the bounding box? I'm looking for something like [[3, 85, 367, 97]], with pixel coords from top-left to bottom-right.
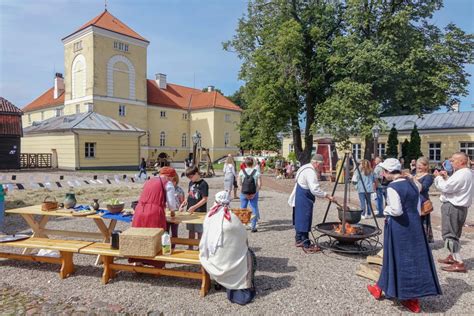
[[199, 191, 256, 305]]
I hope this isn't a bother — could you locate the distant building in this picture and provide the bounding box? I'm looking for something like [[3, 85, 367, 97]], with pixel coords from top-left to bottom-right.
[[282, 111, 474, 165], [21, 10, 241, 169], [0, 97, 23, 170]]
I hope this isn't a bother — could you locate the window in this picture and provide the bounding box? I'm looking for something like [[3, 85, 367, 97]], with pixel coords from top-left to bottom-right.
[[224, 132, 230, 147], [160, 131, 166, 147], [289, 144, 294, 153], [352, 143, 361, 160], [429, 143, 441, 162], [377, 143, 386, 157], [41, 111, 44, 120], [460, 142, 474, 160], [56, 108, 63, 117], [182, 113, 188, 120], [181, 133, 187, 148], [85, 142, 96, 158], [86, 103, 94, 112], [225, 114, 231, 122], [75, 104, 80, 114], [28, 114, 31, 124], [160, 111, 166, 118], [114, 41, 129, 52], [73, 41, 82, 52], [119, 105, 126, 117]]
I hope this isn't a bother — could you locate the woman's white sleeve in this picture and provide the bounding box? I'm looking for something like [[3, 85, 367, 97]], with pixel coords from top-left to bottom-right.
[[165, 181, 177, 210], [383, 187, 403, 216]]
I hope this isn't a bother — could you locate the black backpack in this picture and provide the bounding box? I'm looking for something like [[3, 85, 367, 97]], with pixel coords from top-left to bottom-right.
[[241, 169, 257, 194]]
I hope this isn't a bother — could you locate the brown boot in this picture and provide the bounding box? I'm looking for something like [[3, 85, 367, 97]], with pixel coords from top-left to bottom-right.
[[438, 254, 455, 264], [442, 261, 467, 273]]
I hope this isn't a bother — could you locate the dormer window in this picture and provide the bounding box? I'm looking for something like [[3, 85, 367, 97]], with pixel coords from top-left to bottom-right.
[[160, 111, 166, 118], [114, 41, 129, 52], [73, 41, 82, 52]]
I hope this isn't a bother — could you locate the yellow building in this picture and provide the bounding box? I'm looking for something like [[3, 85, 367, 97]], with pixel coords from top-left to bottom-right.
[[282, 111, 474, 165], [21, 10, 241, 169]]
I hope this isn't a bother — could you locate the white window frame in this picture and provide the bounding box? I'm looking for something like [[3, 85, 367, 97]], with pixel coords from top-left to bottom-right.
[[28, 114, 31, 124], [224, 132, 230, 148], [225, 114, 231, 122], [41, 111, 44, 120], [182, 113, 188, 120], [160, 111, 166, 118], [377, 143, 386, 157], [75, 104, 80, 114], [56, 108, 63, 117], [119, 105, 126, 117], [181, 133, 187, 148], [73, 41, 82, 52], [114, 41, 129, 52], [289, 144, 294, 153], [460, 142, 474, 161], [352, 143, 361, 160], [85, 142, 96, 158], [428, 142, 441, 162], [86, 103, 94, 112], [160, 131, 166, 147]]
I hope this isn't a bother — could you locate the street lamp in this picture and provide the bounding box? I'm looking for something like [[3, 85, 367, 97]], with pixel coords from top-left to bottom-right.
[[372, 125, 380, 159]]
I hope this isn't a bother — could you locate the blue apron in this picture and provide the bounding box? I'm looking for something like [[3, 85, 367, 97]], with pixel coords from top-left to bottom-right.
[[294, 184, 315, 232]]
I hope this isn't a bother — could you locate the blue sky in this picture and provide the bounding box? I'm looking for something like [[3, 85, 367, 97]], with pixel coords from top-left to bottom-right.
[[0, 0, 472, 111]]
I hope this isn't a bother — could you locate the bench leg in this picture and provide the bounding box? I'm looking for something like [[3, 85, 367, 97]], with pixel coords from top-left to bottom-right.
[[102, 256, 115, 284], [59, 251, 74, 279], [200, 267, 211, 297]]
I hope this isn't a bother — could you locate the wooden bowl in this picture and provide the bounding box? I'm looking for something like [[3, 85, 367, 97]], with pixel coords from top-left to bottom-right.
[[231, 208, 252, 224], [106, 203, 125, 214]]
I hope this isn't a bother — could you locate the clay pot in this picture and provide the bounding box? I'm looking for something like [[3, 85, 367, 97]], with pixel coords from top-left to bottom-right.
[[64, 193, 77, 209], [91, 199, 100, 211]]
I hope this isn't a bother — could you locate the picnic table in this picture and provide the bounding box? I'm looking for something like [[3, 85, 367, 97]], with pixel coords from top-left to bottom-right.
[[6, 205, 205, 262]]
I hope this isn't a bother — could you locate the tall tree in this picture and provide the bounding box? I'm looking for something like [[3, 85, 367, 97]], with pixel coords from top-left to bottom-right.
[[401, 139, 410, 167], [224, 0, 344, 163], [386, 124, 399, 158], [408, 124, 423, 162]]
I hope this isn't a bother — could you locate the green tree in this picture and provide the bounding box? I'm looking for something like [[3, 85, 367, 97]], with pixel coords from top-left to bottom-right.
[[408, 124, 423, 162], [401, 139, 410, 167], [386, 124, 399, 158]]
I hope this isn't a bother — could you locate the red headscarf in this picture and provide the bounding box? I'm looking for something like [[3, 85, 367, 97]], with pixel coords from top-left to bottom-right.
[[159, 166, 177, 178]]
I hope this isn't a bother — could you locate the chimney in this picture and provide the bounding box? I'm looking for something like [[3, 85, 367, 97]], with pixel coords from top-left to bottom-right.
[[54, 73, 64, 99], [207, 85, 214, 92], [451, 101, 460, 112], [155, 73, 167, 89]]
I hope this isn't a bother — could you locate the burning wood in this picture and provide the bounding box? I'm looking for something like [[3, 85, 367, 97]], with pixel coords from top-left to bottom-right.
[[333, 223, 362, 235]]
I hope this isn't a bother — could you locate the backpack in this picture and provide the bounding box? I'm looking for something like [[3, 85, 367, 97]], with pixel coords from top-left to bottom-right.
[[241, 169, 257, 194]]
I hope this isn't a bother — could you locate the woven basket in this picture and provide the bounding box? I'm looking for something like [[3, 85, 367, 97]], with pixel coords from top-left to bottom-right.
[[42, 196, 58, 211], [231, 208, 252, 224], [107, 203, 125, 214]]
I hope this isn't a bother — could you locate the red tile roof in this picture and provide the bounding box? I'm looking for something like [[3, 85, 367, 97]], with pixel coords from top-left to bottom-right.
[[23, 81, 241, 113], [63, 10, 148, 42], [0, 97, 23, 115], [147, 80, 242, 112], [22, 88, 64, 112]]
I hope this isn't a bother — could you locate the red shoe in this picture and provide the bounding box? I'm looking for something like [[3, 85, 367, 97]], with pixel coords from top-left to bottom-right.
[[401, 299, 421, 313], [367, 284, 382, 300], [438, 254, 455, 264]]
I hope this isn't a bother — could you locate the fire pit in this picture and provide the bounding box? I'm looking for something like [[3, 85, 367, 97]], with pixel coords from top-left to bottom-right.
[[311, 151, 383, 254]]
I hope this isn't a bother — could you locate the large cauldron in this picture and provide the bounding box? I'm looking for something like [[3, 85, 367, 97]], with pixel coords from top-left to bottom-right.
[[337, 208, 362, 224]]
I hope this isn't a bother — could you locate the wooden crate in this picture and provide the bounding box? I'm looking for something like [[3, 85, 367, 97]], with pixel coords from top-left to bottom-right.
[[119, 228, 164, 257]]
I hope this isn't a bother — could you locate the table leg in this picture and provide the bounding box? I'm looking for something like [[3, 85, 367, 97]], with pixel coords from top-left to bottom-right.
[[21, 215, 50, 254], [93, 219, 117, 265]]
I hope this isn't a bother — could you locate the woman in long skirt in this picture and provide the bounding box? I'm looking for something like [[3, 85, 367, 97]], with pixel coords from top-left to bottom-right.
[[415, 157, 434, 243], [367, 159, 441, 313], [223, 155, 238, 199]]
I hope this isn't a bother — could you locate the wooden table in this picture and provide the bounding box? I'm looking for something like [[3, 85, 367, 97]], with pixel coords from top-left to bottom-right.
[[165, 210, 206, 225]]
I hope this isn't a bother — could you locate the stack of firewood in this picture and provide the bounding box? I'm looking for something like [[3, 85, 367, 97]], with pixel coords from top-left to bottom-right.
[[356, 250, 383, 281]]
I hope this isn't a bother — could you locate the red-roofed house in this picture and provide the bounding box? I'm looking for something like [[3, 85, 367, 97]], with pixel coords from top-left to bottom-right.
[[21, 10, 241, 168]]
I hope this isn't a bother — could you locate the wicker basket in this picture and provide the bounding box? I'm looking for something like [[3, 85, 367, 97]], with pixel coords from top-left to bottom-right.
[[42, 196, 58, 212], [107, 203, 125, 214], [231, 208, 252, 224]]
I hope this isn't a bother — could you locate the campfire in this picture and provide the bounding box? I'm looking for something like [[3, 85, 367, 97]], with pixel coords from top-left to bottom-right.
[[333, 223, 362, 235]]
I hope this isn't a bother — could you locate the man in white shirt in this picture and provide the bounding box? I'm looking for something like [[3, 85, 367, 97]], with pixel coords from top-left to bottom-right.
[[434, 152, 473, 273], [288, 154, 335, 253]]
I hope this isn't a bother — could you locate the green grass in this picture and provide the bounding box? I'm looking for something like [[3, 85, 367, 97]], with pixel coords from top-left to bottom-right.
[[213, 163, 224, 171]]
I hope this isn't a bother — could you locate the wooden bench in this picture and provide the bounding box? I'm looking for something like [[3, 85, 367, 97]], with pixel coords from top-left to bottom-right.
[[0, 237, 93, 279], [79, 241, 211, 297]]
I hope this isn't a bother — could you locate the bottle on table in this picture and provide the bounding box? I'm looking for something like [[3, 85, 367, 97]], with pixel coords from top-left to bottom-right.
[[162, 231, 171, 255]]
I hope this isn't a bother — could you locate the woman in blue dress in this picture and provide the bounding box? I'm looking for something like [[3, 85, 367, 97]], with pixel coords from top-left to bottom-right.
[[367, 158, 441, 313]]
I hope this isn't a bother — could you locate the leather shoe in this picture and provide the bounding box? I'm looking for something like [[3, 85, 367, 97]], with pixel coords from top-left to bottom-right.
[[441, 261, 467, 273], [367, 284, 382, 300], [401, 299, 421, 313], [295, 241, 304, 248], [438, 254, 455, 265], [303, 245, 321, 254]]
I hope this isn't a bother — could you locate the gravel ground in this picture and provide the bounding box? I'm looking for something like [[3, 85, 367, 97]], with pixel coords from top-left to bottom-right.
[[1, 172, 473, 314]]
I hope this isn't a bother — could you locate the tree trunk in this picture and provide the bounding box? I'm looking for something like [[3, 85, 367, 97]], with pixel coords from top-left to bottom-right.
[[364, 136, 374, 161]]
